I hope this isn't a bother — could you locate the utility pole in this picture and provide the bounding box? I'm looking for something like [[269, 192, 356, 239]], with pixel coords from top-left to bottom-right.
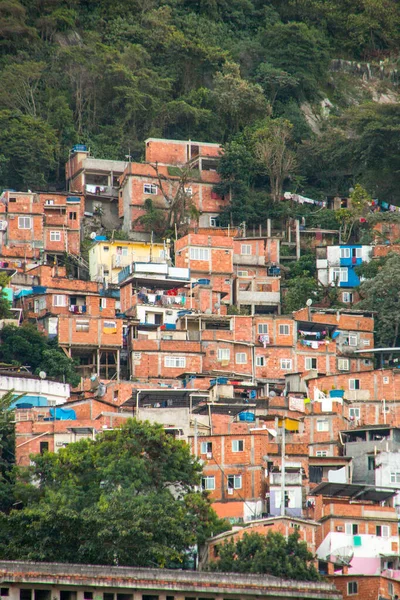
[[280, 418, 286, 516]]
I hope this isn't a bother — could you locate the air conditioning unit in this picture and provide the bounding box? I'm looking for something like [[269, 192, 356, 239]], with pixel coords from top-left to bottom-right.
[[336, 526, 343, 531], [206, 452, 212, 459], [56, 441, 64, 447], [227, 488, 234, 495], [166, 310, 173, 315]]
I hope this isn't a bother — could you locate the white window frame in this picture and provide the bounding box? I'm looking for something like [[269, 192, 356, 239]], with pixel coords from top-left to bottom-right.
[[50, 230, 61, 242], [210, 216, 218, 227], [18, 216, 31, 229], [45, 199, 55, 205], [143, 183, 157, 195], [201, 476, 215, 490], [316, 420, 329, 432], [340, 248, 351, 259], [305, 357, 317, 370], [200, 441, 212, 454], [338, 358, 350, 371], [189, 247, 210, 261], [237, 270, 249, 277], [256, 356, 265, 367], [342, 292, 353, 303], [348, 334, 358, 347], [355, 248, 362, 258], [232, 439, 244, 452], [76, 319, 89, 332], [349, 379, 360, 390], [227, 475, 242, 490], [316, 450, 327, 457], [217, 348, 230, 361], [390, 472, 400, 484], [258, 323, 269, 334], [236, 352, 247, 364], [100, 298, 107, 309], [53, 294, 66, 307], [241, 244, 252, 255], [345, 523, 358, 535], [332, 267, 348, 283], [279, 324, 290, 335], [164, 356, 186, 368], [280, 358, 292, 370], [349, 407, 360, 419], [184, 187, 193, 196], [382, 525, 390, 538], [347, 582, 358, 596]]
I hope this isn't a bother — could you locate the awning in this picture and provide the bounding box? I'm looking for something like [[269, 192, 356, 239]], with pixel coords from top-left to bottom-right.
[[311, 481, 396, 502]]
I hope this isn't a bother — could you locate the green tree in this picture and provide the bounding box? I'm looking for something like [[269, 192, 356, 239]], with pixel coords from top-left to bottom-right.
[[0, 324, 79, 386], [358, 253, 400, 348], [0, 419, 228, 565], [209, 530, 320, 580], [254, 118, 297, 202], [0, 61, 44, 116], [336, 184, 371, 243], [283, 276, 320, 313]]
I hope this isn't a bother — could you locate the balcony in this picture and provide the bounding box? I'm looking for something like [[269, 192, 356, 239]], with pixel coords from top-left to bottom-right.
[[269, 472, 302, 486], [85, 184, 119, 198], [238, 291, 280, 306], [234, 254, 266, 266]]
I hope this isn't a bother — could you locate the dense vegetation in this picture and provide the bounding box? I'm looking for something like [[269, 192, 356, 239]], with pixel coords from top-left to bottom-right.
[[209, 530, 321, 580], [0, 419, 228, 565], [1, 0, 400, 207]]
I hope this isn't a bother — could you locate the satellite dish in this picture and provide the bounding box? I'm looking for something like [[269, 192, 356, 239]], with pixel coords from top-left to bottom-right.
[[306, 298, 313, 307], [330, 546, 354, 567], [214, 302, 221, 309], [269, 390, 276, 397], [90, 232, 96, 240], [39, 371, 46, 380]]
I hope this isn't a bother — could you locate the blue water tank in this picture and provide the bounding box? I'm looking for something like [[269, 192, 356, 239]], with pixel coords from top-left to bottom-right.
[[72, 144, 88, 153], [239, 411, 255, 422]]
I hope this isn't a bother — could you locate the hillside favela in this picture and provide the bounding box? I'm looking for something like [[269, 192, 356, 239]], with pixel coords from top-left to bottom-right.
[[2, 1, 400, 599]]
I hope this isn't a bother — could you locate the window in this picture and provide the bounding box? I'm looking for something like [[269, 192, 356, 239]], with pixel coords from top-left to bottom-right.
[[355, 248, 362, 258], [256, 356, 265, 367], [45, 199, 55, 205], [280, 358, 292, 370], [20, 592, 32, 600], [40, 442, 49, 454], [0, 590, 9, 598], [348, 335, 358, 346], [383, 376, 390, 385], [201, 476, 215, 490], [84, 594, 93, 600], [237, 270, 249, 277], [217, 348, 230, 361], [316, 450, 327, 457], [116, 246, 128, 256], [347, 582, 358, 595], [164, 356, 186, 368], [390, 472, 400, 484], [338, 358, 350, 371], [332, 267, 348, 283], [76, 319, 89, 332], [53, 294, 66, 307], [200, 442, 212, 454], [305, 357, 317, 370], [232, 440, 244, 452], [376, 525, 390, 537], [343, 292, 353, 303], [345, 523, 359, 535], [189, 247, 210, 260], [69, 211, 77, 220], [388, 582, 394, 597], [349, 407, 360, 420], [210, 216, 219, 227], [50, 231, 61, 242], [258, 323, 268, 334], [104, 320, 116, 329], [241, 244, 252, 255], [227, 475, 242, 489], [184, 187, 193, 196], [143, 183, 157, 195], [316, 420, 329, 432], [340, 248, 351, 258], [103, 246, 109, 252], [100, 298, 107, 309], [368, 456, 375, 471], [349, 379, 360, 390], [18, 216, 31, 229], [279, 324, 290, 335], [236, 352, 247, 364]]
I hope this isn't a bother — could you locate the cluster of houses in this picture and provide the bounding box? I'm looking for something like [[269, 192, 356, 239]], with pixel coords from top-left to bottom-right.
[[2, 137, 400, 599]]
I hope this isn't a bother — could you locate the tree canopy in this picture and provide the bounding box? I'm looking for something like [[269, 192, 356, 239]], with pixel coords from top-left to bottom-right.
[[209, 530, 320, 580], [0, 419, 227, 566]]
